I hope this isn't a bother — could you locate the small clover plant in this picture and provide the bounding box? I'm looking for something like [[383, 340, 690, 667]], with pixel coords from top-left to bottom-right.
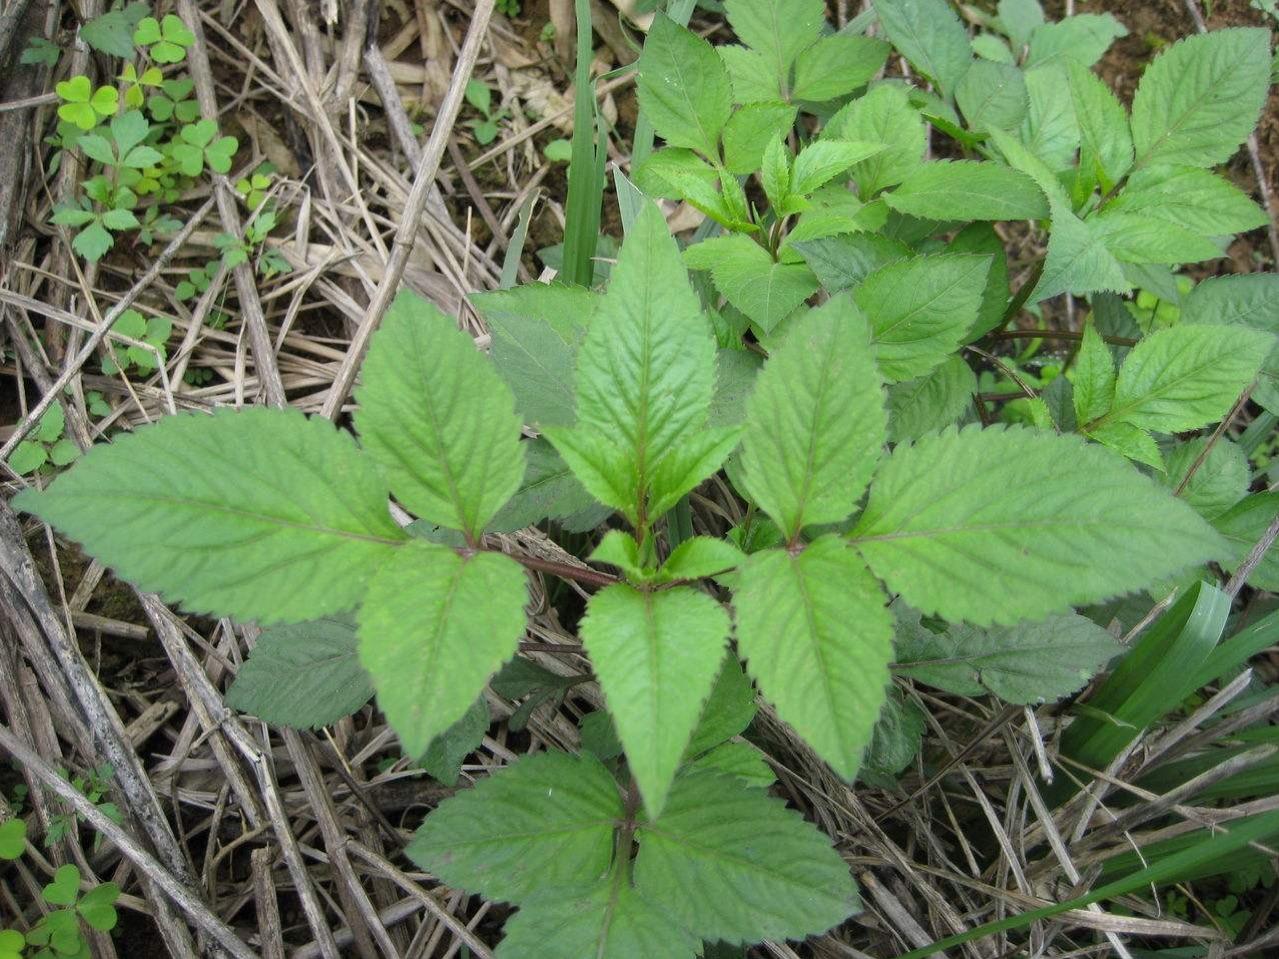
[[7, 406, 78, 475], [464, 78, 508, 146]]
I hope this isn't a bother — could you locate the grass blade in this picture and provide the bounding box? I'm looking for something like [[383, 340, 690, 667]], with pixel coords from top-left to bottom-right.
[[560, 0, 606, 287]]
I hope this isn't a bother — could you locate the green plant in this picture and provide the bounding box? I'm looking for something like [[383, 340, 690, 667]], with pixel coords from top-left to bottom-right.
[[43, 764, 121, 852], [214, 207, 290, 280], [100, 308, 170, 375], [496, 0, 521, 16], [15, 0, 1279, 955], [6, 406, 78, 475], [463, 79, 507, 146]]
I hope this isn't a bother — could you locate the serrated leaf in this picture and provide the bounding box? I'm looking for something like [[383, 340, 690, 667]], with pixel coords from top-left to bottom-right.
[[792, 232, 910, 292], [685, 234, 818, 333], [686, 655, 757, 757], [895, 607, 1121, 703], [792, 34, 889, 102], [659, 537, 744, 582], [740, 300, 884, 537], [408, 752, 622, 903], [487, 439, 605, 532], [635, 148, 749, 229], [1071, 319, 1116, 424], [1110, 166, 1268, 237], [725, 0, 824, 94], [886, 354, 976, 442], [857, 253, 991, 383], [226, 619, 373, 728], [1159, 437, 1249, 521], [721, 101, 796, 174], [14, 409, 405, 623], [1020, 64, 1080, 171], [1026, 13, 1126, 68], [420, 697, 489, 786], [1090, 211, 1223, 265], [634, 768, 859, 943], [547, 204, 725, 527], [1213, 493, 1279, 592], [688, 742, 774, 786], [1067, 61, 1133, 190], [719, 45, 780, 104], [1130, 28, 1272, 169], [956, 60, 1028, 134], [638, 16, 733, 158], [1085, 419, 1164, 471], [885, 160, 1049, 221], [734, 536, 891, 778], [581, 584, 729, 818], [998, 0, 1044, 49], [790, 140, 883, 196], [1106, 324, 1273, 433], [355, 290, 524, 539], [851, 425, 1223, 625], [81, 6, 146, 56], [471, 282, 596, 428], [359, 543, 527, 758], [72, 221, 113, 261], [873, 0, 973, 96], [1180, 274, 1279, 413], [858, 687, 925, 787], [828, 85, 926, 198]]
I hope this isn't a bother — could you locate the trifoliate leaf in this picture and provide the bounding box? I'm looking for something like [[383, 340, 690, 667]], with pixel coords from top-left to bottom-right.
[[851, 425, 1224, 625], [638, 16, 733, 159], [355, 290, 525, 539], [739, 300, 884, 537], [1130, 28, 1272, 169], [1159, 438, 1250, 521], [873, 0, 973, 96], [634, 768, 859, 943], [408, 753, 622, 904], [580, 584, 730, 818], [885, 160, 1049, 221], [734, 537, 891, 778], [14, 409, 406, 623], [226, 619, 373, 728], [358, 543, 527, 759], [886, 354, 976, 443]]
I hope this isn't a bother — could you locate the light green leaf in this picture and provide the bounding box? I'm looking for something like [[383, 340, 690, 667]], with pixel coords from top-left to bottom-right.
[[851, 425, 1224, 625], [471, 283, 597, 428], [408, 752, 622, 904], [688, 742, 774, 786], [792, 34, 889, 102], [635, 768, 859, 943], [1070, 320, 1115, 424], [998, 0, 1044, 49], [659, 537, 744, 582], [420, 697, 490, 786], [721, 101, 797, 174], [1089, 211, 1223, 265], [946, 223, 1010, 340], [635, 148, 750, 229], [873, 0, 973, 96], [647, 426, 743, 520], [886, 354, 976, 442], [885, 160, 1050, 221], [8, 438, 48, 474], [856, 253, 991, 382], [790, 140, 884, 196], [1106, 324, 1273, 433], [1109, 167, 1269, 236], [588, 530, 645, 580], [1067, 61, 1133, 190], [48, 438, 81, 467], [1033, 205, 1130, 302], [719, 45, 781, 104], [226, 619, 373, 728], [1180, 274, 1279, 413], [582, 584, 729, 818], [759, 135, 791, 212], [1085, 419, 1164, 472], [1213, 493, 1279, 592], [734, 536, 891, 778], [685, 234, 818, 333], [1130, 28, 1272, 169], [35, 404, 64, 443], [14, 409, 405, 623], [73, 221, 113, 261], [356, 290, 524, 538], [956, 60, 1028, 134], [1020, 64, 1080, 171], [973, 34, 1016, 63], [638, 16, 733, 158], [1159, 437, 1250, 521], [547, 204, 721, 526], [793, 232, 910, 292], [1026, 13, 1126, 67], [359, 543, 527, 759], [725, 0, 824, 94], [488, 439, 606, 533], [895, 607, 1122, 703], [739, 300, 884, 537], [825, 84, 926, 196]]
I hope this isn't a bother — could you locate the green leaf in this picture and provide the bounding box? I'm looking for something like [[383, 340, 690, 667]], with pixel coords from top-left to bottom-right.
[[998, 0, 1044, 49], [1109, 166, 1269, 236], [408, 752, 622, 904], [355, 290, 524, 539], [859, 688, 925, 787], [721, 101, 797, 174], [1067, 61, 1133, 190], [873, 0, 973, 96], [588, 531, 645, 580], [1213, 493, 1279, 592], [709, 349, 762, 429], [739, 300, 884, 537], [1089, 211, 1223, 265], [0, 819, 26, 860], [359, 543, 527, 759], [825, 84, 926, 196], [101, 208, 140, 231], [72, 221, 113, 261], [580, 584, 729, 818], [759, 135, 791, 211], [1025, 13, 1126, 67], [885, 160, 1049, 221], [637, 16, 732, 159], [886, 354, 976, 443], [81, 4, 147, 56], [850, 425, 1224, 625], [856, 253, 991, 382], [1130, 28, 1272, 169], [547, 204, 728, 527], [1105, 324, 1273, 433], [420, 697, 490, 786], [685, 235, 818, 333], [956, 60, 1028, 134], [226, 619, 374, 728], [895, 607, 1121, 703], [1085, 419, 1164, 472], [791, 34, 889, 102], [658, 536, 744, 582], [14, 409, 406, 623], [947, 223, 1010, 340], [972, 34, 1015, 63], [471, 283, 596, 428], [634, 767, 859, 943], [688, 742, 774, 786], [488, 439, 606, 532], [1071, 319, 1115, 424], [725, 0, 824, 95], [735, 536, 891, 778], [719, 45, 781, 104], [1019, 64, 1081, 171], [50, 204, 97, 227], [1180, 274, 1279, 413], [43, 865, 80, 906], [635, 149, 749, 229], [686, 655, 758, 757], [76, 133, 116, 166], [790, 140, 883, 197], [792, 232, 910, 292], [35, 404, 64, 443], [1159, 437, 1249, 521], [76, 884, 119, 931]]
